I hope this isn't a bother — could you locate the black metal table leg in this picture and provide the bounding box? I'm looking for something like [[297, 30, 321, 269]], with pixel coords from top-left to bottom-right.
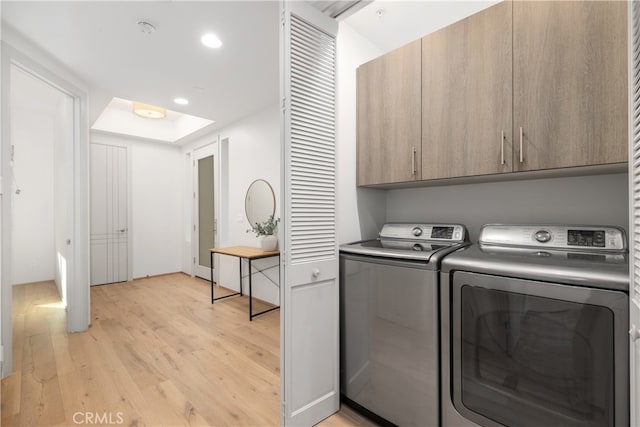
[[210, 249, 279, 318], [211, 251, 241, 304], [249, 258, 253, 321], [249, 255, 280, 321], [239, 257, 243, 296]]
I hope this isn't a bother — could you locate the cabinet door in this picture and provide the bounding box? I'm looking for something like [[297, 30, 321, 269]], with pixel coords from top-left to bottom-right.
[[357, 39, 421, 186], [422, 1, 512, 179], [513, 1, 627, 171]]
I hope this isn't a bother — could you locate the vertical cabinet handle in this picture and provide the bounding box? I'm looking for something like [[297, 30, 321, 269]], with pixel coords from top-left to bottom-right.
[[519, 127, 524, 163], [500, 131, 505, 165], [411, 147, 416, 175]]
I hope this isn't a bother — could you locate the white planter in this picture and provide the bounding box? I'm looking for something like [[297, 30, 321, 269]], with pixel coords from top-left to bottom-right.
[[261, 235, 278, 251]]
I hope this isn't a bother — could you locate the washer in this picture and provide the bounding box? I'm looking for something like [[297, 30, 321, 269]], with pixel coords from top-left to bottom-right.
[[440, 224, 629, 427], [340, 223, 468, 426]]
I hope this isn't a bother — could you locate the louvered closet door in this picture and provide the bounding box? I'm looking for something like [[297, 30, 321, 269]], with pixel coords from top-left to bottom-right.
[[629, 1, 640, 425], [281, 2, 339, 425]]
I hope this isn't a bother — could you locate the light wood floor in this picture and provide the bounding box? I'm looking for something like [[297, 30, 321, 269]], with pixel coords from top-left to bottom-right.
[[1, 273, 375, 427]]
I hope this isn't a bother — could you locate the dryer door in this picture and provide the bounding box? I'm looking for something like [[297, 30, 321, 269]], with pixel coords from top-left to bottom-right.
[[450, 271, 629, 427]]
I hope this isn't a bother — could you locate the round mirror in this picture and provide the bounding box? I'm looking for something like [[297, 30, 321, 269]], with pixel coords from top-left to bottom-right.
[[245, 179, 275, 226]]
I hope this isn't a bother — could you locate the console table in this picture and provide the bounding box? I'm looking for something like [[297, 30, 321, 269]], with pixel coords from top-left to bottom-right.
[[209, 246, 280, 321]]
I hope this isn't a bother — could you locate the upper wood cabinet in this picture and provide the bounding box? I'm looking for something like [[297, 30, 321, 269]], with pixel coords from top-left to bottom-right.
[[357, 39, 422, 186], [356, 0, 627, 187], [513, 1, 628, 171], [422, 1, 513, 180]]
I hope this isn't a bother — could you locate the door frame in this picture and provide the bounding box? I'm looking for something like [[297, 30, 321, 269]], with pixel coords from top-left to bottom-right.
[[628, 1, 640, 424], [190, 141, 219, 281], [1, 41, 90, 377]]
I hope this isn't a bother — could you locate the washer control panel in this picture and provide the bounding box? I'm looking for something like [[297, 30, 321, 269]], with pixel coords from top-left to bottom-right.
[[380, 223, 467, 242], [480, 224, 627, 251]]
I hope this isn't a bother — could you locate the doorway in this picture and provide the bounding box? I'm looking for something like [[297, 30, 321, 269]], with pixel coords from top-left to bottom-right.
[[193, 143, 218, 280], [9, 65, 74, 304], [2, 63, 74, 376], [1, 46, 90, 377]]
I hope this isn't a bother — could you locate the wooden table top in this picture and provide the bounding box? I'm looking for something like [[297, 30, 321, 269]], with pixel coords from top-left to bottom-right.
[[210, 246, 280, 260]]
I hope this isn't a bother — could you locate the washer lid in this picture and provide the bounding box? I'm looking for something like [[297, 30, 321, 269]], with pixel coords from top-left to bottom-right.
[[340, 223, 469, 264], [340, 238, 458, 262]]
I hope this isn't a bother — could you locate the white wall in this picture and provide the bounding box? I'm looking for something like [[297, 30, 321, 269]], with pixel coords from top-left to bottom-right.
[[10, 109, 54, 284], [345, 1, 500, 53], [10, 68, 59, 285], [336, 22, 388, 244], [182, 105, 281, 304], [91, 134, 183, 278]]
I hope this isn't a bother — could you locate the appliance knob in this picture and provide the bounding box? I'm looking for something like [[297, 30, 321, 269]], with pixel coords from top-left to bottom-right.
[[534, 230, 551, 243], [630, 324, 640, 342], [412, 227, 423, 237]]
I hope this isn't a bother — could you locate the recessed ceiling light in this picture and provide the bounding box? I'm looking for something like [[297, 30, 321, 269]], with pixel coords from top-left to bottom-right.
[[201, 33, 222, 49], [174, 98, 189, 105]]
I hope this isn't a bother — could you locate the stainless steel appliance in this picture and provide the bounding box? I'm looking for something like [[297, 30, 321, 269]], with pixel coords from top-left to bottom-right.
[[340, 223, 468, 426], [441, 224, 629, 427]]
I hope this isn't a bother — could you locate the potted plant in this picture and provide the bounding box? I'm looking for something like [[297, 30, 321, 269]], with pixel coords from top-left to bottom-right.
[[247, 215, 280, 251]]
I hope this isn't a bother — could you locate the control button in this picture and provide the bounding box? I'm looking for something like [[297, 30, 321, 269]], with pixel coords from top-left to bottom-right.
[[534, 230, 552, 243], [412, 227, 423, 237]]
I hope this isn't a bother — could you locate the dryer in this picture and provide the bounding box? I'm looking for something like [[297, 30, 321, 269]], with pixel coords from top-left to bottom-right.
[[440, 224, 629, 427]]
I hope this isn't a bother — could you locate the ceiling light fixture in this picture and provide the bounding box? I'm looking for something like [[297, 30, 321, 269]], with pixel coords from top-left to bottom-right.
[[201, 33, 222, 49], [132, 101, 166, 119], [174, 98, 189, 105]]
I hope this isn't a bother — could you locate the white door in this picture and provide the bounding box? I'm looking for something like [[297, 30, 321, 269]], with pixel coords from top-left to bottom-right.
[[90, 143, 128, 285], [629, 2, 640, 425], [193, 143, 217, 280], [281, 3, 339, 425]]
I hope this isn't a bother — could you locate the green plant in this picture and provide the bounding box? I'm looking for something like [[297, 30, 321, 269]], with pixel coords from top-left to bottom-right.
[[247, 215, 280, 237]]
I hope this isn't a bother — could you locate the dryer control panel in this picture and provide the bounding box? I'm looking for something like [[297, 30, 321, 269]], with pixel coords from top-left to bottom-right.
[[479, 224, 627, 252]]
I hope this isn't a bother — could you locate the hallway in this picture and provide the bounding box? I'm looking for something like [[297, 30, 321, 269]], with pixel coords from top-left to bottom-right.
[[1, 274, 280, 426], [1, 273, 373, 426]]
